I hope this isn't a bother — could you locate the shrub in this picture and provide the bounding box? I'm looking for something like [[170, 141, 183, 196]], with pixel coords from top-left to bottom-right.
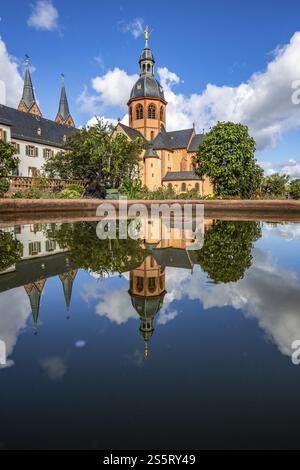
[[0, 178, 9, 197], [63, 183, 84, 195], [32, 174, 49, 192], [58, 188, 83, 199]]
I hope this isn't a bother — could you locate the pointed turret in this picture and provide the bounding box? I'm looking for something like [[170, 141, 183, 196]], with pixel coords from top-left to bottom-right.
[[55, 74, 75, 127], [18, 55, 42, 116], [24, 280, 46, 335], [59, 270, 77, 319]]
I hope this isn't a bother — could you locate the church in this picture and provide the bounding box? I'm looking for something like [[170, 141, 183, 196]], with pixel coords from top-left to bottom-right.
[[114, 28, 213, 196]]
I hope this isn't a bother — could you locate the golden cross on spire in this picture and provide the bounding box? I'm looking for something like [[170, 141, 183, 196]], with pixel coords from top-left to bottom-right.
[[144, 25, 149, 48]]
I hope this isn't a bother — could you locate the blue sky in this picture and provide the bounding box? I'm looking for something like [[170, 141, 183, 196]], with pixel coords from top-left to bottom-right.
[[1, 0, 300, 174]]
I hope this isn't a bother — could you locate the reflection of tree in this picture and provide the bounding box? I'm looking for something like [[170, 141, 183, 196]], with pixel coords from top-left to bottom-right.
[[197, 221, 262, 283], [48, 222, 147, 276], [0, 231, 23, 272]]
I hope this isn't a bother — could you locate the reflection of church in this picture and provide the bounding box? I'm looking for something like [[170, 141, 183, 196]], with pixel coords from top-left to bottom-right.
[[129, 254, 166, 359], [0, 218, 214, 355]]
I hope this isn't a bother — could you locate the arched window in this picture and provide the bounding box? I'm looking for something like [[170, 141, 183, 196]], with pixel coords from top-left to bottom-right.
[[147, 64, 150, 72], [148, 277, 156, 293], [160, 106, 164, 121], [136, 276, 144, 292], [181, 182, 186, 192], [136, 104, 143, 120], [195, 182, 200, 191], [180, 157, 187, 171], [168, 183, 172, 190], [150, 131, 155, 141], [148, 104, 156, 119], [129, 106, 132, 122]]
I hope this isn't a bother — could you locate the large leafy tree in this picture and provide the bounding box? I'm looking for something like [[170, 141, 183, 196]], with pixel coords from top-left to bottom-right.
[[197, 221, 262, 283], [262, 173, 290, 197], [194, 122, 263, 198], [43, 120, 145, 197]]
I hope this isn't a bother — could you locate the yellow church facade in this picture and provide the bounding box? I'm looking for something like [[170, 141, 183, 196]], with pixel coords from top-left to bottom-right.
[[115, 29, 213, 196]]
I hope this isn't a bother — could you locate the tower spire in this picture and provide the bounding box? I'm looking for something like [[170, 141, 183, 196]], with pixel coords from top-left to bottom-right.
[[18, 55, 42, 116], [144, 25, 149, 48], [24, 280, 46, 335], [59, 270, 77, 319], [55, 74, 75, 127]]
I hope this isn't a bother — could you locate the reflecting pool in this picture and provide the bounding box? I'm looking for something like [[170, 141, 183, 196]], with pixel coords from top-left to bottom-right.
[[1, 217, 300, 449]]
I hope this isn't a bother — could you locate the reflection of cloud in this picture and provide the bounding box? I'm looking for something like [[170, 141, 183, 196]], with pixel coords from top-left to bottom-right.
[[162, 248, 300, 358], [123, 349, 144, 367], [263, 223, 300, 240], [40, 356, 67, 381], [158, 310, 178, 325], [0, 288, 31, 369], [81, 274, 138, 324]]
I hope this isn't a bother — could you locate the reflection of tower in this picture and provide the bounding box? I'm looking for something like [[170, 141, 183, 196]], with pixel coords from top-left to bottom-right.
[[24, 280, 46, 334], [59, 270, 77, 319], [129, 255, 166, 359]]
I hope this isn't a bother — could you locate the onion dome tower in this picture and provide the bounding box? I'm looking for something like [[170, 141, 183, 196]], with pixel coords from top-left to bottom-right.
[[55, 74, 75, 127], [128, 26, 167, 141], [129, 254, 166, 359], [18, 55, 42, 117]]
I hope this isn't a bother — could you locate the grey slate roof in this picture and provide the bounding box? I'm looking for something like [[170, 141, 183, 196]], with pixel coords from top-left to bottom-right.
[[139, 47, 155, 64], [162, 171, 201, 181], [20, 66, 36, 110], [188, 133, 203, 152], [153, 127, 195, 150], [118, 122, 146, 142], [144, 145, 159, 158], [129, 76, 165, 102], [0, 105, 76, 148], [57, 78, 71, 122]]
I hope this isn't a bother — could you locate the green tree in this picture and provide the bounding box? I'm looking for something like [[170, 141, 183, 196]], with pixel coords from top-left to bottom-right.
[[194, 122, 263, 199], [289, 179, 300, 200], [0, 140, 19, 177], [197, 221, 262, 283], [43, 120, 145, 198], [48, 221, 147, 276], [261, 173, 289, 197], [0, 231, 23, 272]]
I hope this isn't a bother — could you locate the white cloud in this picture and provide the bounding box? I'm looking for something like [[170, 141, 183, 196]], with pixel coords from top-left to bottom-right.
[[77, 68, 138, 116], [27, 0, 59, 31], [0, 38, 23, 107], [279, 159, 300, 178], [119, 18, 144, 39]]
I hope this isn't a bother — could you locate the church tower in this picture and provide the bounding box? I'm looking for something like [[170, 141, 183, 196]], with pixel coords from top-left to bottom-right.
[[24, 279, 46, 335], [59, 270, 78, 319], [18, 55, 42, 117], [55, 74, 75, 127], [129, 255, 166, 359], [128, 27, 167, 141]]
